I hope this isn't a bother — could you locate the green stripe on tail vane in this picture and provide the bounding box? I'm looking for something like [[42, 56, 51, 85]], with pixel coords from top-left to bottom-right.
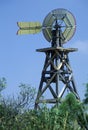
[[17, 22, 42, 35]]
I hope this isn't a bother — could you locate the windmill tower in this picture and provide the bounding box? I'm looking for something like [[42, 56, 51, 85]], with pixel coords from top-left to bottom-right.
[[17, 8, 80, 109]]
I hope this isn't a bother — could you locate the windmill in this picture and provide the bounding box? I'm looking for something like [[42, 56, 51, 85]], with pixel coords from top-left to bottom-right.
[[17, 8, 80, 109]]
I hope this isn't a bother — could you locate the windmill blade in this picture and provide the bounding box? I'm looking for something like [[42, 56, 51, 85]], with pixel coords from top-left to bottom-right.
[[17, 22, 42, 35]]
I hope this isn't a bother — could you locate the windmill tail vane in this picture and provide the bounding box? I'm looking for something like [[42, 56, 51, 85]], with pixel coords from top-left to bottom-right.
[[17, 22, 42, 35]]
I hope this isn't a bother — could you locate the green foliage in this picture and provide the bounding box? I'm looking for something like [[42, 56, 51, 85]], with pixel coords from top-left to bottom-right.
[[0, 77, 6, 95], [1, 93, 83, 130], [83, 83, 88, 129], [83, 83, 88, 105], [58, 93, 88, 130], [0, 83, 36, 130], [17, 83, 36, 110], [0, 80, 88, 130]]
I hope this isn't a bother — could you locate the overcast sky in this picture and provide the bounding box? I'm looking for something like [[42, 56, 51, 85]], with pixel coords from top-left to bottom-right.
[[0, 0, 88, 100]]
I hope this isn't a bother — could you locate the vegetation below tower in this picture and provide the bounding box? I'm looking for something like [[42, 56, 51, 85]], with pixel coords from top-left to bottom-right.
[[0, 78, 88, 130]]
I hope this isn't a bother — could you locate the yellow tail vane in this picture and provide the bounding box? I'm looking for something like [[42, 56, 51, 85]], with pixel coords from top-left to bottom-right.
[[17, 22, 42, 35]]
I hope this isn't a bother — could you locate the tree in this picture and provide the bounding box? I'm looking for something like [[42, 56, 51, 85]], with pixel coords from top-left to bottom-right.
[[58, 93, 88, 130], [0, 83, 36, 130], [83, 83, 88, 128], [15, 93, 87, 130], [0, 77, 6, 97], [0, 79, 88, 129], [83, 83, 88, 107]]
